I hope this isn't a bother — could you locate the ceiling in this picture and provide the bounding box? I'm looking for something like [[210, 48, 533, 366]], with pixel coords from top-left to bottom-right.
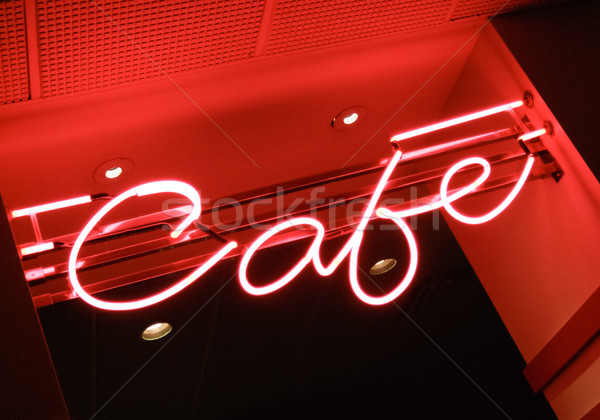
[[1, 0, 552, 104], [0, 0, 572, 418]]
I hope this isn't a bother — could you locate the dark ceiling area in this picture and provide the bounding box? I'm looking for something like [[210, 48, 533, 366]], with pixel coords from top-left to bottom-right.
[[38, 214, 556, 419]]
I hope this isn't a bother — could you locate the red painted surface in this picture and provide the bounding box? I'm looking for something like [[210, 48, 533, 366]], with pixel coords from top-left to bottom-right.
[[441, 24, 600, 365], [523, 286, 600, 392], [581, 403, 600, 420]]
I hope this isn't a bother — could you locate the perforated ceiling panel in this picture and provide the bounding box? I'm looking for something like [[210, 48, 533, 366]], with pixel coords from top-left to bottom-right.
[[451, 0, 546, 20], [0, 0, 29, 104], [35, 0, 264, 97], [264, 0, 452, 55], [0, 0, 560, 102]]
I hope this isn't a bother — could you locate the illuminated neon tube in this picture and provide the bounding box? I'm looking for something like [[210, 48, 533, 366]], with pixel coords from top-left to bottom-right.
[[440, 155, 535, 224], [312, 150, 405, 277], [64, 148, 535, 310], [68, 181, 238, 311], [390, 100, 523, 143], [20, 242, 55, 256], [11, 195, 92, 218], [377, 154, 535, 223], [240, 150, 420, 305], [518, 128, 546, 142], [240, 150, 533, 305], [239, 217, 326, 296]]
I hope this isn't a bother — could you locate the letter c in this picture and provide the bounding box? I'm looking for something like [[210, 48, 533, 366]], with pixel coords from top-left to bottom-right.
[[68, 181, 237, 311]]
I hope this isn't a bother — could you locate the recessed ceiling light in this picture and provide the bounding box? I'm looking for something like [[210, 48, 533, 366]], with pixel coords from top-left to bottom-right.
[[104, 166, 123, 179], [343, 112, 359, 125], [332, 106, 367, 130], [141, 322, 172, 341], [94, 158, 134, 185], [369, 258, 397, 275]]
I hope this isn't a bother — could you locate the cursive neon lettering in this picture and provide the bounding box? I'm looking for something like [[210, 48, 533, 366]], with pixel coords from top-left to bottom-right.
[[239, 150, 418, 304], [66, 153, 535, 310], [67, 181, 238, 311]]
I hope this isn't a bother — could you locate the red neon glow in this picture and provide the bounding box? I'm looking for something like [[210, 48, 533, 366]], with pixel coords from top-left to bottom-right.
[[390, 100, 523, 143], [440, 155, 535, 224], [12, 195, 92, 218], [376, 155, 534, 223], [239, 152, 531, 305], [240, 150, 419, 305], [20, 242, 55, 256], [312, 150, 405, 277], [518, 128, 546, 141], [64, 147, 534, 310], [348, 212, 418, 305], [400, 130, 509, 161], [239, 217, 326, 295], [68, 181, 238, 311]]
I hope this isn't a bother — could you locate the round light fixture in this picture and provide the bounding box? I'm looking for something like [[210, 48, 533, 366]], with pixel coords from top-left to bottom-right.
[[94, 158, 134, 185], [141, 322, 172, 341], [343, 112, 359, 125], [104, 166, 123, 179], [369, 258, 397, 275], [332, 106, 367, 130]]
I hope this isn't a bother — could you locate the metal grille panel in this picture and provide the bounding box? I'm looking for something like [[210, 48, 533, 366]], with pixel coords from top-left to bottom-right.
[[452, 0, 546, 20], [35, 0, 264, 97], [0, 0, 29, 104], [264, 0, 452, 55], [0, 0, 559, 102]]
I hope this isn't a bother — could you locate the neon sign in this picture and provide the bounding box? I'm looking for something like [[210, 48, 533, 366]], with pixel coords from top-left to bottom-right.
[[62, 148, 535, 311], [12, 101, 543, 311]]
